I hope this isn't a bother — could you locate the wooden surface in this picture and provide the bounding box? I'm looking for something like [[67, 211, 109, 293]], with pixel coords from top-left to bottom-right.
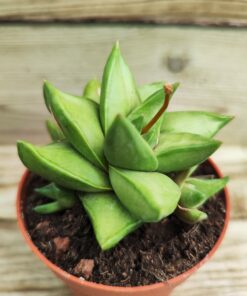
[[1, 25, 247, 146], [0, 0, 247, 26], [0, 21, 247, 296]]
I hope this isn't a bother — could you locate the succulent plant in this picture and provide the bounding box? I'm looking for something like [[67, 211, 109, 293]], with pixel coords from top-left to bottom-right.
[[17, 42, 232, 250]]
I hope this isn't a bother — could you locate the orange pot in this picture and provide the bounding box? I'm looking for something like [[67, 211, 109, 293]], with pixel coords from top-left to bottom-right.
[[16, 158, 230, 296]]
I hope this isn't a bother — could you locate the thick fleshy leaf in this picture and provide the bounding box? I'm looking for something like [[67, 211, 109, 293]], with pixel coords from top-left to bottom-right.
[[128, 88, 165, 128], [161, 111, 233, 138], [109, 166, 181, 222], [175, 205, 208, 224], [43, 82, 106, 170], [46, 119, 65, 142], [128, 83, 179, 130], [83, 79, 101, 104], [80, 192, 141, 250], [131, 115, 145, 132], [138, 82, 179, 102], [100, 42, 140, 133], [104, 115, 158, 171], [34, 201, 65, 214], [17, 141, 111, 192], [131, 114, 161, 147], [142, 117, 163, 148], [155, 133, 221, 173], [138, 81, 163, 102], [174, 166, 197, 186], [129, 83, 179, 147], [180, 177, 229, 208], [34, 183, 76, 214]]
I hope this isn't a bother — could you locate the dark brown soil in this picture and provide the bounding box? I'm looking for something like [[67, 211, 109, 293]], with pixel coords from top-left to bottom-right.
[[23, 160, 226, 286]]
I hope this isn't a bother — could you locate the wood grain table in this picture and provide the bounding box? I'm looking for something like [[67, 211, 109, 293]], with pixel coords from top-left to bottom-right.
[[0, 2, 247, 295]]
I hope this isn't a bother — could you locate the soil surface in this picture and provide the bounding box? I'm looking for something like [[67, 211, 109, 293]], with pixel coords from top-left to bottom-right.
[[23, 161, 226, 286]]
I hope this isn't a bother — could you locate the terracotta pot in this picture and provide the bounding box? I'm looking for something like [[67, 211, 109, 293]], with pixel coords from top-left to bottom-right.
[[16, 158, 230, 296]]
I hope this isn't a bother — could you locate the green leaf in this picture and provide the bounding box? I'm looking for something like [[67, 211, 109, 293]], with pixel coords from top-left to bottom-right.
[[155, 133, 221, 173], [83, 79, 101, 104], [128, 88, 165, 128], [34, 183, 76, 214], [109, 166, 181, 222], [161, 111, 233, 138], [138, 81, 180, 102], [129, 83, 179, 147], [104, 115, 158, 171], [100, 42, 140, 133], [46, 119, 65, 142], [180, 177, 229, 208], [131, 115, 145, 132], [17, 141, 111, 192], [142, 117, 163, 148], [174, 166, 197, 187], [43, 81, 106, 170], [35, 182, 76, 203], [34, 201, 63, 214], [80, 192, 141, 250], [138, 81, 163, 102], [175, 205, 208, 224], [128, 83, 179, 130]]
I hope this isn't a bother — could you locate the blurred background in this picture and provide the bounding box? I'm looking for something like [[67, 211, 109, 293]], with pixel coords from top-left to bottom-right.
[[0, 1, 247, 295]]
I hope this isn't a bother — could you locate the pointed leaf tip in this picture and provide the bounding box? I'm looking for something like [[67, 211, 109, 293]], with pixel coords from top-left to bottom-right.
[[43, 80, 57, 112], [100, 43, 140, 132], [83, 79, 101, 103], [34, 202, 62, 214], [175, 205, 208, 224], [172, 82, 180, 92], [115, 40, 120, 49], [43, 80, 53, 91], [180, 176, 229, 208]]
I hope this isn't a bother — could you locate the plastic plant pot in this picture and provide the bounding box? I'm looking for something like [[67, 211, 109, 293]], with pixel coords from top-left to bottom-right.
[[16, 158, 230, 296]]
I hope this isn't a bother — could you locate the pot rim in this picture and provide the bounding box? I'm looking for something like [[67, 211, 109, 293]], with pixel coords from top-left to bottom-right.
[[16, 158, 230, 293]]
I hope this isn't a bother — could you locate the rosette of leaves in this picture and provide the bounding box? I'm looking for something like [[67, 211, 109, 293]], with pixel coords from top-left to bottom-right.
[[17, 42, 232, 250]]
